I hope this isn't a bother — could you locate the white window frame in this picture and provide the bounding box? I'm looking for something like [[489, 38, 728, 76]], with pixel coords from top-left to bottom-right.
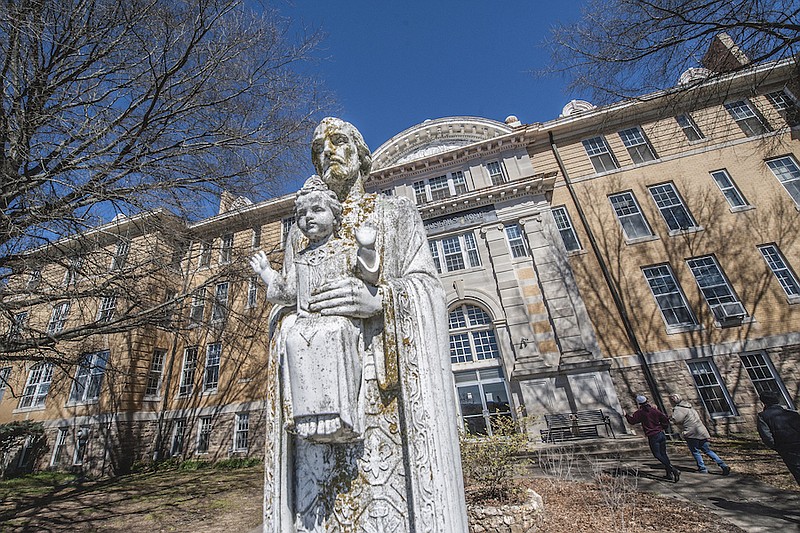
[[618, 127, 657, 163], [178, 346, 198, 397], [203, 342, 221, 393], [448, 304, 500, 364], [211, 282, 228, 322], [47, 302, 70, 333], [582, 136, 619, 173], [144, 348, 166, 399], [429, 232, 481, 273], [189, 288, 206, 324], [219, 233, 234, 264], [9, 311, 28, 339], [648, 183, 698, 233], [486, 161, 507, 185], [687, 359, 737, 418], [247, 276, 259, 308], [740, 351, 793, 406], [724, 99, 771, 136], [198, 241, 212, 268], [676, 114, 704, 141], [758, 244, 800, 301], [412, 171, 470, 205], [97, 295, 117, 322], [251, 227, 261, 250], [18, 363, 53, 409], [197, 416, 213, 453], [641, 264, 697, 331], [766, 155, 800, 206], [0, 366, 11, 402], [63, 255, 83, 286], [281, 216, 295, 247], [68, 350, 109, 404], [504, 224, 528, 258], [233, 412, 250, 452], [766, 89, 797, 113], [50, 427, 69, 467], [171, 418, 186, 456], [608, 191, 653, 241], [552, 206, 581, 252], [110, 239, 130, 271], [686, 256, 747, 323], [26, 269, 41, 290], [454, 367, 512, 437], [710, 169, 748, 209]]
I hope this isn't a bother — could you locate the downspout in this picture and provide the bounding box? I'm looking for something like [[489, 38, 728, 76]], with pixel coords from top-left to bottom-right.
[[548, 131, 665, 414]]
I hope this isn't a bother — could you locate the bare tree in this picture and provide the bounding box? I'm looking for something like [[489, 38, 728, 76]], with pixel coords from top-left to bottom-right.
[[547, 0, 800, 101], [0, 0, 329, 358]]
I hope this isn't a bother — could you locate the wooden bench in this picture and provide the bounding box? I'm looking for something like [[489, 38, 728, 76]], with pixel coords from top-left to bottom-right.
[[540, 409, 616, 443]]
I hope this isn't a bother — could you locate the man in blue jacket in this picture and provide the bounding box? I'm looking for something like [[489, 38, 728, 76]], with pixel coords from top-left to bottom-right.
[[757, 390, 800, 485]]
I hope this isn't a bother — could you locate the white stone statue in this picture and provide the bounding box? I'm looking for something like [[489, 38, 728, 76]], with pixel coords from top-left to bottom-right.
[[251, 117, 468, 532]]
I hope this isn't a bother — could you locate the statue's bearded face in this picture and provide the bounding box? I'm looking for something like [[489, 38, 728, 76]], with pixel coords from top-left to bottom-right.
[[311, 126, 360, 189]]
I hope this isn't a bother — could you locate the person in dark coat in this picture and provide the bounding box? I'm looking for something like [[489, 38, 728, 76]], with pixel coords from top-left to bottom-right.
[[757, 390, 800, 485], [625, 395, 680, 482]]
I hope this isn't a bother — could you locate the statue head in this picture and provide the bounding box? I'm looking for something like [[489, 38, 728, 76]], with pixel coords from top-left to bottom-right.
[[295, 175, 343, 242], [311, 117, 372, 200]]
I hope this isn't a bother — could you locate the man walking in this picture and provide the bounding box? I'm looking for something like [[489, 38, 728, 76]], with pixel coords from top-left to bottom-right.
[[669, 394, 731, 475], [625, 395, 680, 482], [757, 390, 800, 485]]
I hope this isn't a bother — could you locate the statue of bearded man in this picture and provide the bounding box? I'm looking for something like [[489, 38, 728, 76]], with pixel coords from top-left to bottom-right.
[[258, 117, 468, 533]]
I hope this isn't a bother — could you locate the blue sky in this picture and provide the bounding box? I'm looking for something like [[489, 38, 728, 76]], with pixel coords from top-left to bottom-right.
[[279, 1, 587, 153]]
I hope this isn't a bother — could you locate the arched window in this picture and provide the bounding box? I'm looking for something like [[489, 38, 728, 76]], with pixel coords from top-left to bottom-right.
[[448, 304, 499, 364]]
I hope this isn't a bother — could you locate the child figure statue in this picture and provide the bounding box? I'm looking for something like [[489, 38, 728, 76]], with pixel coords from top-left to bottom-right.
[[250, 175, 379, 443]]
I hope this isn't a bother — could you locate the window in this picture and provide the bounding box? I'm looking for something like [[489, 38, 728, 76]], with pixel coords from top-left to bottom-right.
[[251, 227, 261, 249], [110, 240, 130, 271], [412, 171, 471, 205], [724, 100, 771, 136], [19, 363, 53, 408], [676, 114, 704, 141], [758, 244, 800, 298], [619, 127, 657, 163], [687, 256, 747, 322], [204, 342, 221, 392], [171, 419, 186, 456], [211, 282, 228, 321], [486, 161, 507, 185], [609, 192, 652, 240], [247, 276, 259, 308], [642, 264, 697, 328], [0, 367, 10, 401], [69, 350, 109, 403], [504, 224, 527, 258], [766, 155, 800, 205], [687, 360, 736, 417], [710, 170, 747, 208], [282, 216, 296, 246], [766, 90, 799, 125], [9, 311, 28, 339], [448, 304, 500, 364], [429, 175, 451, 201], [50, 427, 68, 467], [73, 427, 89, 466], [219, 233, 233, 264], [179, 346, 198, 396], [233, 412, 249, 451], [381, 188, 395, 196], [429, 232, 480, 273], [189, 288, 206, 324], [47, 302, 70, 333], [648, 183, 697, 232], [582, 136, 619, 173], [63, 256, 83, 286], [429, 241, 442, 273], [451, 171, 468, 194], [740, 352, 792, 406], [552, 207, 581, 252], [413, 181, 427, 204], [144, 349, 166, 398], [197, 417, 213, 453], [26, 269, 41, 290], [454, 367, 512, 436], [97, 295, 117, 322], [198, 241, 212, 268]]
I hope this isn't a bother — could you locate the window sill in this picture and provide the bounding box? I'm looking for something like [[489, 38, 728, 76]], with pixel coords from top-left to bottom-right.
[[625, 234, 659, 245], [14, 405, 46, 413], [713, 316, 755, 329], [440, 265, 484, 276], [566, 248, 587, 257], [202, 389, 218, 396], [665, 324, 703, 335], [142, 396, 161, 402], [729, 205, 755, 214], [65, 399, 99, 407], [787, 295, 800, 305], [668, 226, 703, 237]]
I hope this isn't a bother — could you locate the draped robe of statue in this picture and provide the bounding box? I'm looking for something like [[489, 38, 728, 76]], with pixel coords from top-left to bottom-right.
[[263, 191, 468, 533]]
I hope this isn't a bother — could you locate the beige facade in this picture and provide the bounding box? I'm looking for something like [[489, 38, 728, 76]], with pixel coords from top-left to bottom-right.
[[2, 54, 800, 475]]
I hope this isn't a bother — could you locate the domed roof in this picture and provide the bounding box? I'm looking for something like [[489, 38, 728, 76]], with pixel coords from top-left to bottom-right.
[[371, 116, 513, 171]]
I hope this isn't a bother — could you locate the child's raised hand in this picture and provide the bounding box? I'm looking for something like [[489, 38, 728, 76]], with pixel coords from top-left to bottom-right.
[[250, 251, 276, 284]]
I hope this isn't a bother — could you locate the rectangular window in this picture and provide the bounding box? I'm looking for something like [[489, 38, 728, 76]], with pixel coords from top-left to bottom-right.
[[63, 256, 83, 286], [766, 155, 800, 205], [251, 227, 261, 249], [552, 207, 581, 252], [69, 350, 109, 403], [725, 100, 771, 136], [740, 352, 792, 405], [381, 188, 395, 196], [110, 240, 130, 271], [19, 363, 53, 409], [582, 136, 619, 173], [50, 427, 69, 467], [430, 232, 481, 273], [486, 161, 507, 185], [219, 233, 234, 264], [211, 282, 229, 321], [504, 224, 527, 258], [247, 276, 259, 308], [0, 366, 11, 401], [648, 183, 697, 232], [204, 342, 221, 392], [710, 170, 747, 208], [758, 244, 800, 298], [26, 269, 41, 290], [609, 192, 652, 240], [676, 114, 704, 141], [428, 175, 451, 201], [451, 171, 468, 194], [282, 217, 295, 246], [9, 311, 28, 339], [234, 413, 249, 451], [189, 288, 206, 324], [428, 241, 442, 274], [619, 127, 657, 163], [97, 295, 117, 322], [179, 347, 198, 396], [642, 264, 697, 328], [766, 90, 799, 125], [198, 241, 212, 268], [413, 181, 427, 204], [171, 419, 186, 456], [47, 302, 70, 333], [144, 349, 166, 398], [687, 360, 736, 417], [687, 256, 747, 322], [197, 417, 213, 453]]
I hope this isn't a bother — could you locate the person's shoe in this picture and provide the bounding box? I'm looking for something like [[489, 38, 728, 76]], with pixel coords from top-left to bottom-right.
[[698, 468, 709, 473], [673, 469, 681, 482], [721, 465, 731, 476], [666, 471, 674, 481]]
